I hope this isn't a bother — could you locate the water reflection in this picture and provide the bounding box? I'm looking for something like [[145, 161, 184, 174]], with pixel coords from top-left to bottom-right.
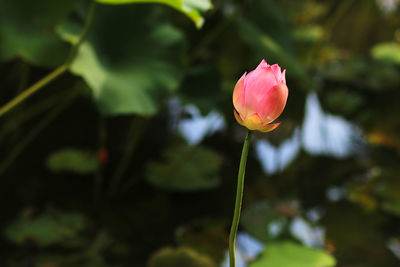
[[178, 104, 225, 145], [302, 93, 362, 158], [173, 92, 364, 175], [255, 128, 301, 174], [257, 92, 364, 174], [220, 217, 327, 267], [169, 98, 226, 145], [221, 232, 264, 267]]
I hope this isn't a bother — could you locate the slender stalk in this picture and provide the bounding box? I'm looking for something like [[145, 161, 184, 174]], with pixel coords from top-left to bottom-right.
[[65, 1, 97, 66], [109, 116, 148, 197], [229, 130, 251, 267], [0, 1, 97, 118], [0, 65, 68, 117]]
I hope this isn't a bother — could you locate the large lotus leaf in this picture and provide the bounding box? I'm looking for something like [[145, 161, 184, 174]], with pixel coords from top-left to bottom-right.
[[146, 145, 222, 191], [148, 246, 217, 267], [95, 0, 212, 28], [59, 5, 183, 115], [0, 0, 76, 66], [5, 210, 88, 246], [250, 242, 336, 267]]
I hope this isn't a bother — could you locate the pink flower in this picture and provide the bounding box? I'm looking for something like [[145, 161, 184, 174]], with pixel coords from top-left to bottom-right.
[[233, 59, 288, 132]]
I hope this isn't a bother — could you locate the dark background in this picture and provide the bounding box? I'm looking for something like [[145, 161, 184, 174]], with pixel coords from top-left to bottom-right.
[[1, 0, 400, 266]]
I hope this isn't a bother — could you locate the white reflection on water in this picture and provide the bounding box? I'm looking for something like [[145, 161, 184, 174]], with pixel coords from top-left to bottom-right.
[[302, 92, 362, 158], [255, 128, 301, 174], [173, 92, 363, 174], [221, 232, 264, 267], [178, 104, 225, 145], [169, 97, 226, 145], [220, 220, 326, 266], [256, 92, 363, 174], [290, 217, 325, 247]]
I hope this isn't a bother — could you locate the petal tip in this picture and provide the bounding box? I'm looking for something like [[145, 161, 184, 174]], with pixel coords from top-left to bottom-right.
[[258, 59, 269, 69], [233, 109, 244, 125], [282, 69, 286, 83], [260, 122, 281, 133]]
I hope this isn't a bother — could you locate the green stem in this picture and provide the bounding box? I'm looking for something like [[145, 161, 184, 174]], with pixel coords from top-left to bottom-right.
[[0, 65, 68, 117], [109, 116, 148, 197], [0, 1, 97, 118], [229, 130, 251, 267], [65, 2, 97, 65]]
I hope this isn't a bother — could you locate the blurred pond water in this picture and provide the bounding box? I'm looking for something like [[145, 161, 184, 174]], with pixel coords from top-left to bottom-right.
[[177, 92, 364, 174]]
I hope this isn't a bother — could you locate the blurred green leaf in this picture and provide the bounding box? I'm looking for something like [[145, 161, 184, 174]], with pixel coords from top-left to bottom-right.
[[323, 89, 365, 116], [95, 0, 212, 28], [321, 203, 393, 265], [178, 65, 224, 115], [322, 60, 368, 82], [0, 0, 75, 66], [250, 242, 336, 267], [46, 148, 98, 174], [176, 220, 227, 263], [375, 172, 400, 216], [5, 210, 87, 246], [146, 145, 222, 191], [58, 5, 183, 115], [0, 24, 70, 67], [237, 18, 307, 83], [241, 202, 287, 242], [294, 25, 324, 43], [371, 42, 400, 65], [148, 246, 217, 267]]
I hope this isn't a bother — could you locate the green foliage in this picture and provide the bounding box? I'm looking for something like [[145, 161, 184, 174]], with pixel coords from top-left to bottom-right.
[[59, 5, 183, 115], [5, 210, 88, 246], [237, 19, 306, 83], [250, 242, 336, 267], [146, 145, 222, 191], [241, 202, 286, 242], [176, 221, 227, 263], [178, 65, 224, 115], [2, 0, 400, 266], [293, 25, 324, 43], [46, 148, 98, 174], [371, 42, 400, 65], [0, 0, 75, 66], [95, 0, 212, 28], [148, 246, 217, 267]]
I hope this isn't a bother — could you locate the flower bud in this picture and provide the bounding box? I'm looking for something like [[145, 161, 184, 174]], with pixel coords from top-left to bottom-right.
[[233, 59, 288, 132]]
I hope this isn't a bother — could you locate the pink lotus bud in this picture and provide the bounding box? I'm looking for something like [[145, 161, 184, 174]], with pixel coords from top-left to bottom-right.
[[233, 59, 288, 132]]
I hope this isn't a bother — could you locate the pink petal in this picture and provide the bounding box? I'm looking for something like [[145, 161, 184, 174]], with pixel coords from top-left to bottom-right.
[[270, 64, 282, 83], [257, 59, 270, 70], [256, 82, 288, 124], [281, 69, 286, 84], [232, 73, 247, 117], [244, 66, 279, 115]]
